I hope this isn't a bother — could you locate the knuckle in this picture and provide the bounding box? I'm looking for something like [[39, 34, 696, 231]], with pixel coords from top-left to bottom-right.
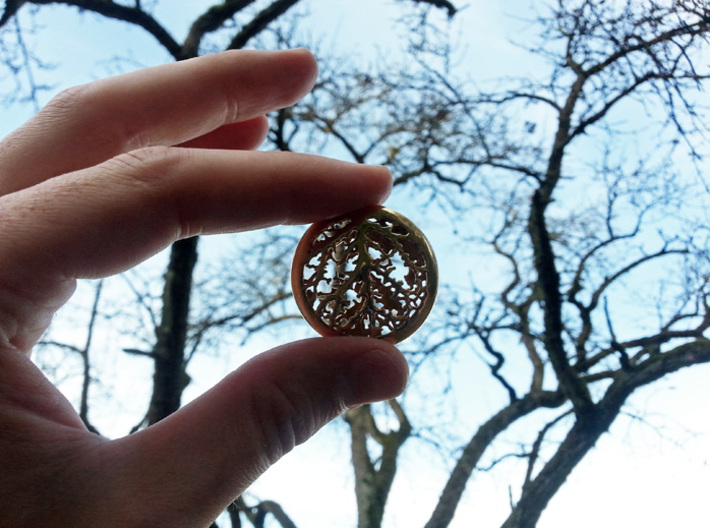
[[39, 82, 145, 152], [42, 84, 91, 116], [107, 146, 182, 186], [102, 146, 194, 237]]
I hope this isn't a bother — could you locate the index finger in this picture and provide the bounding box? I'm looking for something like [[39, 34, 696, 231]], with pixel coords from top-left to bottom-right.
[[0, 148, 392, 352], [0, 49, 317, 195]]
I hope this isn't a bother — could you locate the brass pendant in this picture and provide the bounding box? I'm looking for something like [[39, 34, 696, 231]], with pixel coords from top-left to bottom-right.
[[292, 206, 438, 343]]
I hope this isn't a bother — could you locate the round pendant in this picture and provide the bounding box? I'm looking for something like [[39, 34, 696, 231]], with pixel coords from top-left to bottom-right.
[[292, 206, 438, 343]]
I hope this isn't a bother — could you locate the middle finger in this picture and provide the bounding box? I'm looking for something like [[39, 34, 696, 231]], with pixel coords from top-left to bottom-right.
[[0, 49, 317, 196]]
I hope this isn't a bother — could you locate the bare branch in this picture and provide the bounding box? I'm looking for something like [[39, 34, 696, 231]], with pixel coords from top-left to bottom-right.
[[424, 391, 565, 528], [183, 0, 258, 57], [123, 347, 157, 359], [228, 0, 300, 50], [585, 17, 710, 79], [38, 281, 104, 435], [0, 0, 24, 27], [504, 339, 710, 528], [78, 280, 103, 434], [479, 91, 561, 112], [522, 410, 574, 489], [25, 0, 182, 58], [401, 0, 457, 18], [529, 189, 594, 413], [345, 401, 412, 527], [473, 330, 518, 403], [236, 496, 298, 528], [0, 9, 55, 108]]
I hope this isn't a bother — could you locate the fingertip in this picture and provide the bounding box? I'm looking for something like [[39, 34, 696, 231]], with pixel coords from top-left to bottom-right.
[[375, 165, 394, 204], [287, 47, 319, 91], [111, 336, 409, 523], [343, 342, 409, 408], [249, 48, 319, 112], [277, 158, 393, 225], [353, 164, 393, 210]]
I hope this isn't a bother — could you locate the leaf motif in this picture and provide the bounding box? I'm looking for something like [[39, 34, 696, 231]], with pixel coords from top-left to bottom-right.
[[292, 207, 438, 343]]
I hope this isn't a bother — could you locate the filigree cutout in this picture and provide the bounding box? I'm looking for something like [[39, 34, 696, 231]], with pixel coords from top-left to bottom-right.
[[292, 206, 438, 343]]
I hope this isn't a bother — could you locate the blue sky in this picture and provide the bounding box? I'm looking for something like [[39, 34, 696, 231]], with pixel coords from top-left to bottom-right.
[[1, 1, 709, 527]]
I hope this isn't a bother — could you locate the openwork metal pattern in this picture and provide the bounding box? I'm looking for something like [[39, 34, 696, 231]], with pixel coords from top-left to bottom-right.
[[292, 206, 438, 343]]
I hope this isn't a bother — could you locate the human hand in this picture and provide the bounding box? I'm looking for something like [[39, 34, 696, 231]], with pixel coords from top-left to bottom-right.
[[0, 49, 408, 527]]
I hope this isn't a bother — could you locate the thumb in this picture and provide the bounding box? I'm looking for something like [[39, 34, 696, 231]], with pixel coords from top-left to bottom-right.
[[113, 337, 408, 527]]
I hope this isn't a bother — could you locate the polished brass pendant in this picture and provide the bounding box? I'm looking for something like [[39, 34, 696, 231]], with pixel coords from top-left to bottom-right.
[[292, 206, 438, 343]]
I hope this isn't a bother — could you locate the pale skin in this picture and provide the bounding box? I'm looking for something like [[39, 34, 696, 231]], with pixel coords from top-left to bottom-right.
[[0, 49, 409, 527]]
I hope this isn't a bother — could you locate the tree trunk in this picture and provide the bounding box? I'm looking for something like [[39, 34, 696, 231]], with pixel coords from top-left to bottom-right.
[[347, 403, 411, 528], [502, 340, 710, 528], [424, 391, 564, 528], [146, 237, 198, 425]]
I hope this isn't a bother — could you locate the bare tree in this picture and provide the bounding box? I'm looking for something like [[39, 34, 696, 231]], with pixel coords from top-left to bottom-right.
[[3, 1, 710, 527], [0, 1, 458, 527], [272, 2, 710, 527], [38, 280, 104, 435]]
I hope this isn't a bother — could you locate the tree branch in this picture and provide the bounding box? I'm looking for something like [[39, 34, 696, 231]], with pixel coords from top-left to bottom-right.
[[423, 391, 565, 528], [0, 0, 25, 28], [183, 0, 258, 57], [236, 496, 298, 528], [228, 0, 300, 50], [572, 245, 689, 368], [25, 0, 183, 59], [345, 402, 412, 528], [401, 0, 457, 18], [529, 189, 593, 413], [503, 339, 710, 528], [585, 17, 710, 78], [522, 409, 573, 489], [571, 72, 678, 140], [77, 280, 103, 435], [473, 330, 518, 403], [479, 91, 561, 112]]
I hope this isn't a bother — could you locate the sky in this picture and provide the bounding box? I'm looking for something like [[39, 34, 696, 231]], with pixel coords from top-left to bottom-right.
[[1, 1, 709, 527]]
